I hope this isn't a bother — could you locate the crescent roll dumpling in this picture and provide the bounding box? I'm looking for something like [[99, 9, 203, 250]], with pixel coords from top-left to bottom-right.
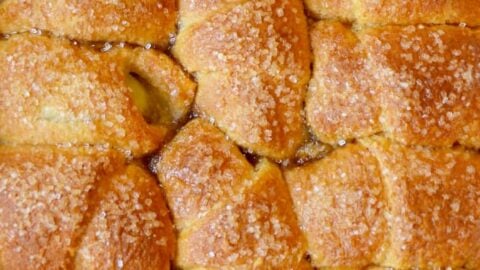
[[307, 22, 381, 145], [305, 0, 480, 25], [285, 138, 480, 269], [285, 144, 386, 268], [0, 0, 177, 47], [75, 164, 176, 270], [0, 34, 196, 157], [308, 22, 480, 148], [173, 0, 311, 160], [157, 119, 308, 269], [363, 137, 480, 269], [0, 146, 175, 270]]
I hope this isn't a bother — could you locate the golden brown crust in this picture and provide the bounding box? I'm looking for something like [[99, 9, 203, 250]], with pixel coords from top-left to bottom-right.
[[0, 34, 195, 157], [178, 160, 307, 269], [285, 138, 480, 269], [307, 22, 381, 144], [362, 137, 480, 269], [0, 146, 175, 270], [75, 165, 175, 270], [173, 0, 311, 160], [157, 119, 307, 269], [285, 144, 386, 268], [308, 22, 480, 148], [0, 146, 120, 270], [157, 119, 253, 230], [306, 0, 480, 25], [0, 0, 177, 47]]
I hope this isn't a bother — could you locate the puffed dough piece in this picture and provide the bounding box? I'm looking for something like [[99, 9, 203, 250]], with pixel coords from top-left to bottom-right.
[[305, 0, 480, 26], [0, 0, 177, 47], [74, 164, 176, 270], [308, 22, 480, 148], [285, 144, 386, 268], [157, 119, 308, 269], [285, 137, 480, 269], [0, 34, 196, 157], [362, 138, 480, 269], [307, 22, 380, 145], [0, 146, 175, 270], [173, 0, 311, 160], [156, 118, 253, 231]]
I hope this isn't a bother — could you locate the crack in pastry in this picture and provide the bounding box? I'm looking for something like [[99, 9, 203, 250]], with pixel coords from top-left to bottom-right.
[[0, 0, 177, 48], [173, 0, 311, 160], [285, 137, 480, 269], [156, 119, 308, 269], [0, 34, 196, 157], [307, 22, 480, 148], [0, 146, 175, 270], [305, 0, 480, 26]]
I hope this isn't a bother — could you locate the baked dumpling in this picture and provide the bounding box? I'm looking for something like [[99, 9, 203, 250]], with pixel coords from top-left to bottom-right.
[[0, 0, 177, 47], [305, 0, 480, 25], [285, 137, 480, 269], [173, 0, 311, 160], [157, 119, 309, 269], [285, 143, 386, 268], [0, 34, 195, 157], [0, 146, 175, 270], [308, 22, 480, 148]]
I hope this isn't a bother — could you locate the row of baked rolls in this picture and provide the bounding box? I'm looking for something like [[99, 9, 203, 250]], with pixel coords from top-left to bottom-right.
[[0, 0, 177, 47], [0, 33, 195, 157], [308, 21, 480, 148], [0, 3, 187, 270], [305, 0, 480, 25], [285, 137, 480, 269], [304, 6, 480, 269], [0, 146, 175, 270], [152, 117, 480, 269], [173, 0, 311, 160], [156, 119, 310, 269]]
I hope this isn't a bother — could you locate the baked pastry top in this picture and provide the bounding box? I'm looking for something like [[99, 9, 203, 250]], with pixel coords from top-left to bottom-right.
[[0, 0, 177, 47], [286, 138, 480, 269], [173, 0, 311, 160], [308, 22, 480, 147], [0, 146, 175, 270], [0, 34, 195, 157], [1, 1, 480, 269], [305, 0, 480, 25], [157, 119, 308, 269]]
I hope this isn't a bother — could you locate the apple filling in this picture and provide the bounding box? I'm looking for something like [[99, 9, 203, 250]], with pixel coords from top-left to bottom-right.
[[126, 73, 172, 127]]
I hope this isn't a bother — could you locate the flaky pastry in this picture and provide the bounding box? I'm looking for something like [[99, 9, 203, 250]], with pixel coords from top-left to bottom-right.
[[0, 34, 195, 157], [173, 0, 311, 160], [157, 119, 309, 269], [286, 137, 480, 269], [0, 146, 175, 270], [0, 0, 177, 47], [306, 0, 480, 25], [308, 22, 480, 148]]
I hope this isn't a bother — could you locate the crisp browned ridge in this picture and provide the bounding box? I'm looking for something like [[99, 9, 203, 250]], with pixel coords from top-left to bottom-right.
[[0, 0, 480, 269]]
